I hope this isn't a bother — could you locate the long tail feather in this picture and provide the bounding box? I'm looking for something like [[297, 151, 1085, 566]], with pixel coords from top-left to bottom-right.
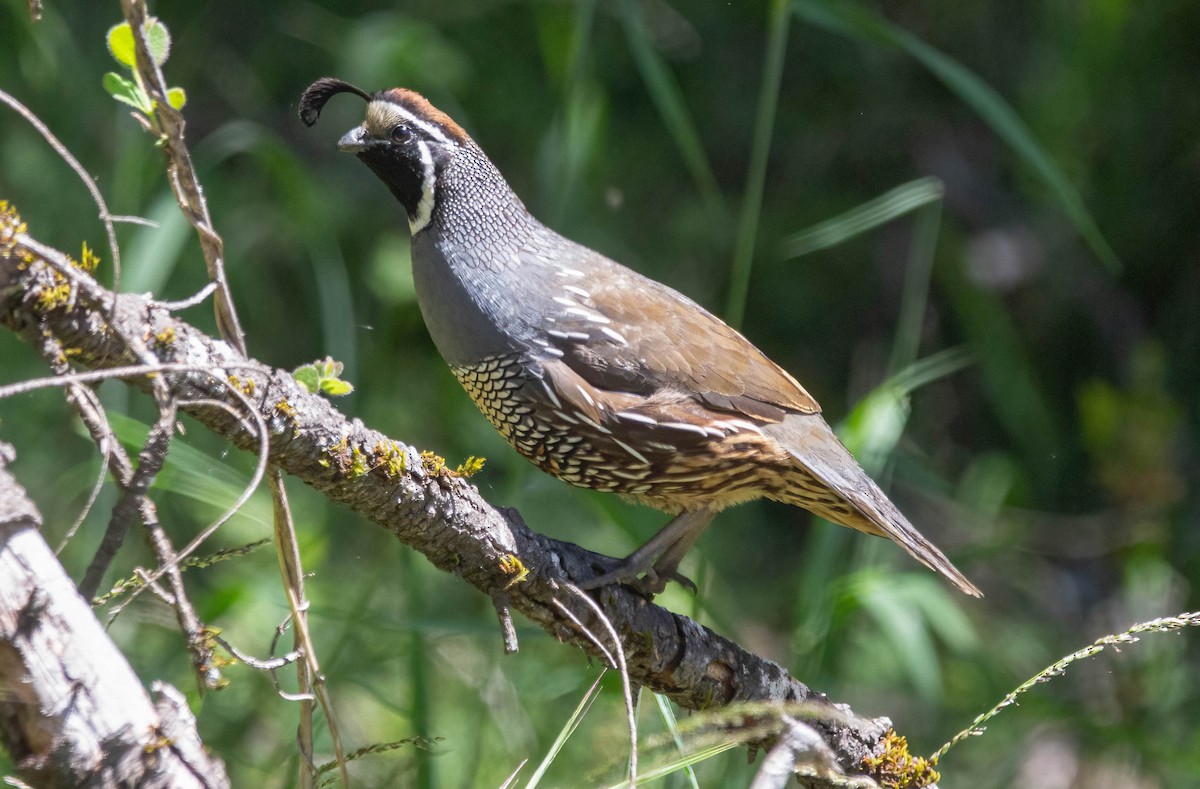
[[764, 414, 982, 597]]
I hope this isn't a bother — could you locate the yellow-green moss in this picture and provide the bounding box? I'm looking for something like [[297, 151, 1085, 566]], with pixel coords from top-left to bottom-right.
[[227, 374, 255, 397], [0, 201, 27, 254], [152, 325, 176, 351], [371, 440, 407, 478], [498, 554, 529, 588], [454, 455, 486, 478], [862, 730, 940, 789], [34, 280, 72, 311]]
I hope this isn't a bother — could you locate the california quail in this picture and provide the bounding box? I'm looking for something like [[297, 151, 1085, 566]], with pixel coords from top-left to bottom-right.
[[299, 78, 981, 597]]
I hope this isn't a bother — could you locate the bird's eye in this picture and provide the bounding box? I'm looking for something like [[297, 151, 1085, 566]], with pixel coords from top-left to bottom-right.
[[390, 125, 413, 143]]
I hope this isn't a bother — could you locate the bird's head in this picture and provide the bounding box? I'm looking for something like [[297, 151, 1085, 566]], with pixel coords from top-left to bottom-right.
[[300, 78, 469, 234]]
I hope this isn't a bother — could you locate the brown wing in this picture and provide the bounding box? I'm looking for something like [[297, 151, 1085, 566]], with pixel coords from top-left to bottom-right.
[[528, 245, 819, 423]]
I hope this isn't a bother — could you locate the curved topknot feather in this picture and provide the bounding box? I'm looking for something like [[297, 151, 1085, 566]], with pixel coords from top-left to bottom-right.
[[299, 77, 372, 127]]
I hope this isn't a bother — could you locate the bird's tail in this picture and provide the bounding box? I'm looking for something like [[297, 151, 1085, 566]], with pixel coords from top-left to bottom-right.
[[763, 414, 982, 597]]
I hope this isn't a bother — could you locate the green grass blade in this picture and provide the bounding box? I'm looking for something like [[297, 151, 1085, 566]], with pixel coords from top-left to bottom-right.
[[890, 200, 942, 374], [525, 672, 606, 789], [841, 346, 974, 463], [725, 0, 791, 328], [652, 695, 700, 789], [776, 177, 945, 261], [606, 741, 740, 789], [793, 0, 1120, 273], [617, 0, 724, 219]]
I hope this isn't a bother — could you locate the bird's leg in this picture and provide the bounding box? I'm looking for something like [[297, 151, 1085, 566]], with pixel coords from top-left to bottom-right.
[[581, 509, 716, 595]]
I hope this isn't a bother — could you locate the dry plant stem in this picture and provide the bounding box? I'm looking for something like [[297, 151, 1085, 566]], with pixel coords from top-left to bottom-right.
[[492, 592, 520, 654], [0, 234, 891, 784], [79, 401, 174, 598], [269, 471, 314, 786], [212, 632, 302, 671], [0, 445, 229, 788], [117, 0, 246, 356], [138, 411, 218, 689], [33, 337, 114, 554], [561, 583, 639, 783], [271, 469, 350, 789], [932, 609, 1200, 764]]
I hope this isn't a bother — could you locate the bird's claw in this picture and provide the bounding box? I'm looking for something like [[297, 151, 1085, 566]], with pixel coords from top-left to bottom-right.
[[579, 557, 696, 597]]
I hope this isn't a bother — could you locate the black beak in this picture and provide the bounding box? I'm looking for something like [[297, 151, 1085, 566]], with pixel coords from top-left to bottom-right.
[[337, 126, 371, 153]]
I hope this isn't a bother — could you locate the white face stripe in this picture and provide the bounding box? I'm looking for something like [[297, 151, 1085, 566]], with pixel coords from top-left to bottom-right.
[[409, 139, 437, 235], [365, 100, 453, 146]]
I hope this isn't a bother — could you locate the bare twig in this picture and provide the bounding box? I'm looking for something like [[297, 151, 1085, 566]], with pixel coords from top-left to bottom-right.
[[211, 632, 303, 671], [561, 583, 639, 784], [161, 280, 219, 311], [137, 415, 222, 690], [117, 0, 247, 355], [269, 470, 350, 787], [270, 615, 315, 703], [31, 336, 116, 555], [492, 593, 520, 654], [79, 400, 175, 597]]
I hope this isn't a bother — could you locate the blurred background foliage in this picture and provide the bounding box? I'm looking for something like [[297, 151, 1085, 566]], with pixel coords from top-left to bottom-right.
[[2, 0, 1199, 786]]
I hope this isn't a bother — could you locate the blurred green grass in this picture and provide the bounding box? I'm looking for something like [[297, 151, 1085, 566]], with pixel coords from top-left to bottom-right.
[[2, 0, 1198, 786]]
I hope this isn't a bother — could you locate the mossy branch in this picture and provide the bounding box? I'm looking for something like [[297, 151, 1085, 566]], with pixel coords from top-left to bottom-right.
[[0, 213, 895, 786]]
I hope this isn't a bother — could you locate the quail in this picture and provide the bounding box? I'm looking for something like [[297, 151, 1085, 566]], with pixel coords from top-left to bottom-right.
[[299, 78, 981, 597]]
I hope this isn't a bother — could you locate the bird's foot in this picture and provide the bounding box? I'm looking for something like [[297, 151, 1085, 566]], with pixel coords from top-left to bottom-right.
[[579, 555, 696, 597], [578, 510, 714, 596]]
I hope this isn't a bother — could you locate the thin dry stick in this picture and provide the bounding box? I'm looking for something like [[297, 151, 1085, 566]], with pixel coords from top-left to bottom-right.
[[211, 632, 302, 671], [79, 400, 175, 597], [932, 610, 1200, 763], [31, 337, 116, 555], [136, 403, 219, 687], [108, 383, 272, 619], [117, 0, 246, 355], [271, 470, 350, 789], [559, 584, 639, 785], [272, 471, 315, 789]]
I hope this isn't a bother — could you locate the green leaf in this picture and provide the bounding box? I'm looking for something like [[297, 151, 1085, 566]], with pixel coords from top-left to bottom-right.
[[292, 365, 320, 394], [166, 87, 187, 110], [320, 378, 354, 396], [106, 23, 136, 67], [316, 358, 342, 378], [143, 17, 172, 66], [776, 177, 945, 261], [293, 357, 354, 397], [102, 72, 150, 113]]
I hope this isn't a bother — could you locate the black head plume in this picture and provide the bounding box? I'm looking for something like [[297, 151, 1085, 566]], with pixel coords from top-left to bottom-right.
[[299, 78, 373, 127]]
